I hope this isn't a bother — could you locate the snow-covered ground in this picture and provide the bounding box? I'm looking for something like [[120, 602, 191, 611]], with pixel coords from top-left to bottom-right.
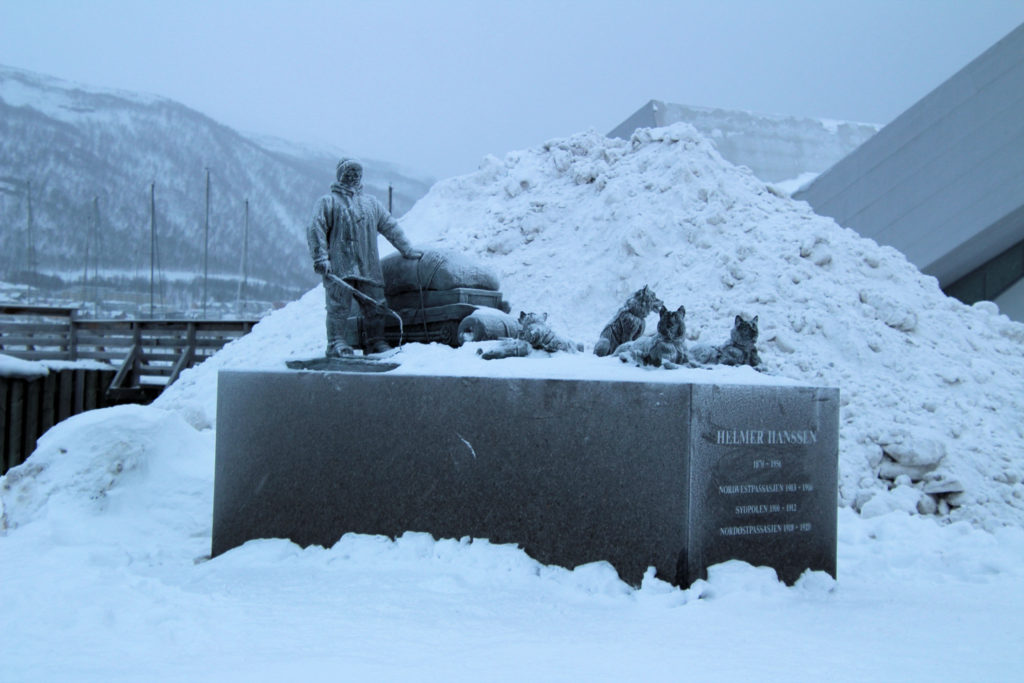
[[2, 123, 1023, 680]]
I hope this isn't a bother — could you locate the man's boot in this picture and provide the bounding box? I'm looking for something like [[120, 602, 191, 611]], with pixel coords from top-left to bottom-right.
[[326, 341, 354, 358], [366, 339, 392, 354], [362, 311, 391, 355], [325, 314, 354, 357]]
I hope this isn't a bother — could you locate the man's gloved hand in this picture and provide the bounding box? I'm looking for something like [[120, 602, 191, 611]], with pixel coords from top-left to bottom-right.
[[403, 250, 424, 260], [314, 259, 332, 276]]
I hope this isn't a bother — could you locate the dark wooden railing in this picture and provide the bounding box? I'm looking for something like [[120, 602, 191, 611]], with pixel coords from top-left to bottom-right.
[[1, 368, 116, 473], [1, 305, 259, 472]]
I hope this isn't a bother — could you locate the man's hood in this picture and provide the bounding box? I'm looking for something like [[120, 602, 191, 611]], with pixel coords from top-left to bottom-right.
[[331, 157, 364, 195]]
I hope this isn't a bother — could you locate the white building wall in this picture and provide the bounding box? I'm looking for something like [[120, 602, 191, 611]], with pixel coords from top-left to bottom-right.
[[794, 24, 1024, 289]]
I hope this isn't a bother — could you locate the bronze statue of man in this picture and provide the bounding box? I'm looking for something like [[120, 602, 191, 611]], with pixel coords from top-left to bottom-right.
[[306, 158, 421, 357]]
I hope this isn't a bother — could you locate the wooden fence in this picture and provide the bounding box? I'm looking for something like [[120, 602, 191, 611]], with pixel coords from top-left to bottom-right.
[[1, 368, 116, 473], [1, 305, 258, 472]]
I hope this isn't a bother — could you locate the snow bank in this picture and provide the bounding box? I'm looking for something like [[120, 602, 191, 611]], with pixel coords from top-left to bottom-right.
[[396, 124, 1024, 529], [1, 405, 213, 538], [119, 123, 1024, 531], [7, 122, 1023, 536]]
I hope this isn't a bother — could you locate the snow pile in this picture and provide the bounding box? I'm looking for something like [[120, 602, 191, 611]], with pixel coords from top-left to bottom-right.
[[152, 123, 1024, 530], [397, 124, 1024, 529], [0, 405, 213, 538], [12, 122, 1019, 533]]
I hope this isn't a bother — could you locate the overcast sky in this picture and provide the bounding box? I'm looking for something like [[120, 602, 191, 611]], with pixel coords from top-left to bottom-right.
[[3, 0, 1023, 179]]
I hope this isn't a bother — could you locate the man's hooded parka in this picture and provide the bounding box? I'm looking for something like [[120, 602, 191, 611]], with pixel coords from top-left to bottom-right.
[[306, 157, 415, 285]]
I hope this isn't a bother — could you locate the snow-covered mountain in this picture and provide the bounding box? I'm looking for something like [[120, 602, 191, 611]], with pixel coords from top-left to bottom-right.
[[609, 100, 881, 185], [0, 65, 433, 304]]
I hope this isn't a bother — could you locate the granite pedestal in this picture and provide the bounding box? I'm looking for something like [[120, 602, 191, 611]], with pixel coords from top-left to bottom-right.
[[212, 370, 838, 586]]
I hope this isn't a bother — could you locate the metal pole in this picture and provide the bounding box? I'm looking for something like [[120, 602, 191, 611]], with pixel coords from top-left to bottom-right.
[[26, 180, 35, 290], [0, 193, 6, 273], [92, 197, 100, 314], [242, 198, 249, 312], [388, 184, 393, 214], [203, 167, 210, 318], [92, 196, 99, 283], [82, 197, 93, 303], [150, 182, 156, 317]]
